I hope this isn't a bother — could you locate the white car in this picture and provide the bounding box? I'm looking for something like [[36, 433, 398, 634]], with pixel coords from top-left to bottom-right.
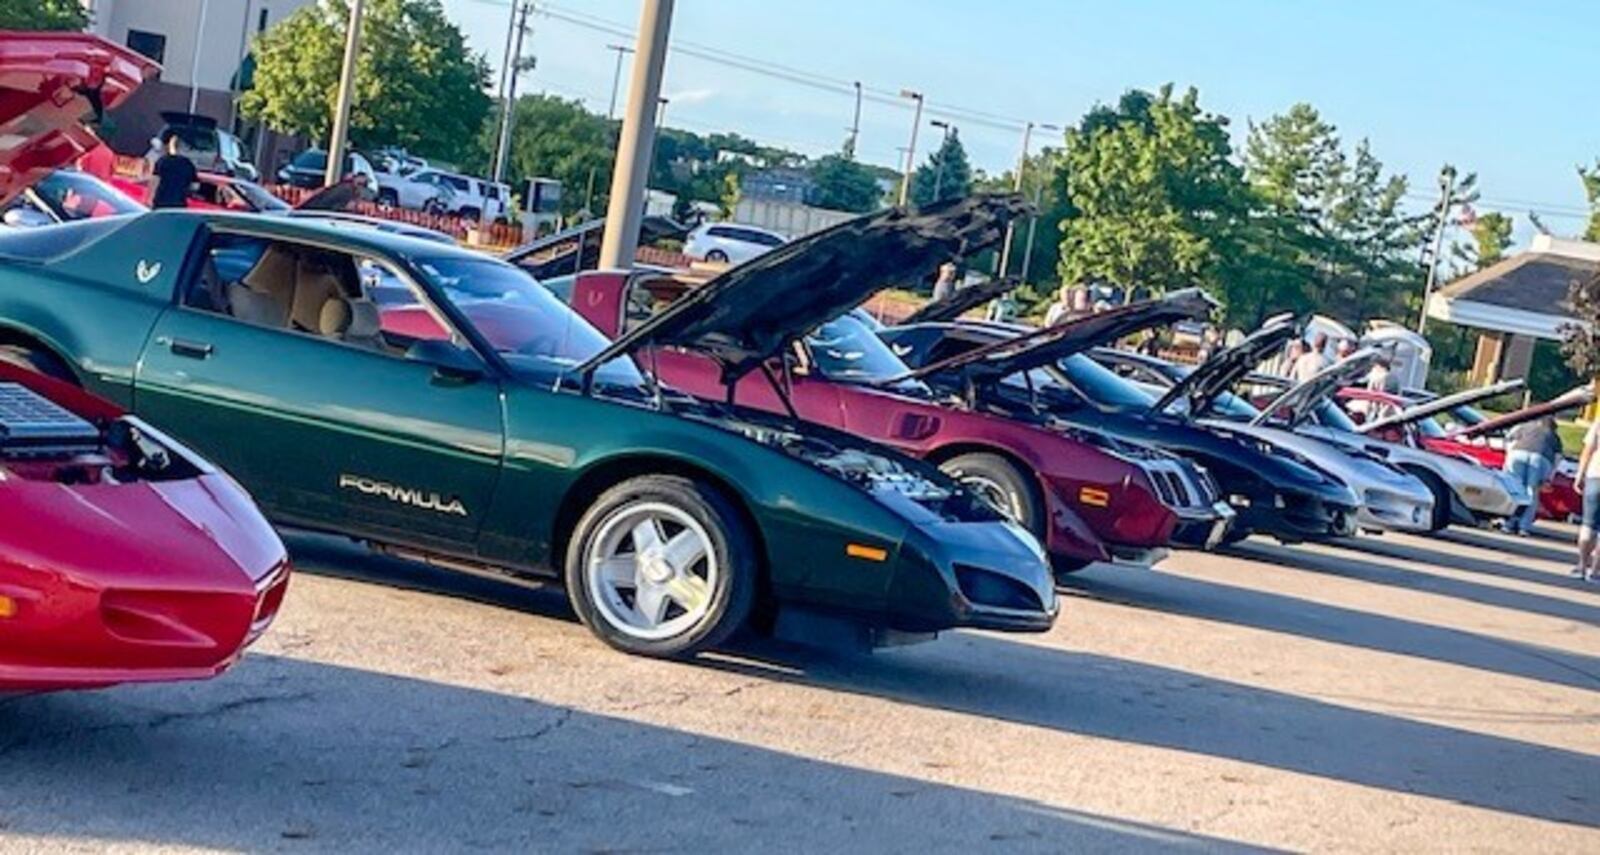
[[1209, 354, 1436, 533], [683, 222, 787, 264], [375, 168, 510, 221]]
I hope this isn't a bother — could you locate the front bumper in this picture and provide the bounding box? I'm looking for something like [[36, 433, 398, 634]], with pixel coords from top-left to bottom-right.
[[883, 520, 1058, 635], [1169, 501, 1237, 550], [1230, 490, 1357, 543], [1357, 485, 1434, 533]]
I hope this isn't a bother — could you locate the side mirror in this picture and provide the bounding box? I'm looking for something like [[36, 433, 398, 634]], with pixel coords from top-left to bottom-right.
[[2, 206, 54, 229], [406, 339, 483, 383]]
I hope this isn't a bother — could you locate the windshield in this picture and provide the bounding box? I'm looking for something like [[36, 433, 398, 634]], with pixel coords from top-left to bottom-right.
[[1312, 400, 1359, 432], [30, 171, 144, 222], [1058, 354, 1157, 409], [292, 150, 328, 170], [231, 179, 289, 211], [412, 256, 644, 390], [807, 314, 915, 383]]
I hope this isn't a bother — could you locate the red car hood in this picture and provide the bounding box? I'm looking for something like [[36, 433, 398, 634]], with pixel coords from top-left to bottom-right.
[[0, 31, 156, 204]]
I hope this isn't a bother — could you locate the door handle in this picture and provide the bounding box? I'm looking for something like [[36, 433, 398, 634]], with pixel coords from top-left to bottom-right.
[[163, 337, 214, 359]]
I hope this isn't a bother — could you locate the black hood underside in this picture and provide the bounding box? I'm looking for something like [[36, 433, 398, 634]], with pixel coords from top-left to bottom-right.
[[577, 195, 1029, 382]]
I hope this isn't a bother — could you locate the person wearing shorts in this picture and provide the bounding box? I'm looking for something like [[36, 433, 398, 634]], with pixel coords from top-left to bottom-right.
[[1575, 418, 1600, 581]]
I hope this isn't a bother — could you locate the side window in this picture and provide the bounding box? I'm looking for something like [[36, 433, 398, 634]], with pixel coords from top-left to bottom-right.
[[183, 234, 409, 357], [444, 176, 470, 192], [707, 226, 733, 239], [622, 277, 684, 332], [751, 230, 784, 247]]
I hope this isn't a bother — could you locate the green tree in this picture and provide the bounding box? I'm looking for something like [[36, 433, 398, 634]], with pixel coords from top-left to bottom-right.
[[910, 130, 973, 207], [807, 153, 882, 213], [1560, 270, 1600, 378], [0, 0, 87, 30], [1056, 85, 1249, 310], [1581, 160, 1600, 242], [461, 95, 614, 219], [240, 0, 490, 164], [1467, 211, 1513, 268]]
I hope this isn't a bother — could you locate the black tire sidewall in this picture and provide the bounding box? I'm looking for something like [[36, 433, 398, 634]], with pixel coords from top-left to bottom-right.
[[940, 452, 1044, 537], [706, 250, 729, 262], [564, 475, 756, 658], [1410, 469, 1452, 532]]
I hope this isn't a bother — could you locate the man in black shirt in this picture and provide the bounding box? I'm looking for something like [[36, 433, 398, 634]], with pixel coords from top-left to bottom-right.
[[148, 132, 197, 209]]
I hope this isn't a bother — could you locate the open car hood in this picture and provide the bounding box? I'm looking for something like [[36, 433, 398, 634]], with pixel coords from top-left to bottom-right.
[[0, 32, 156, 204], [901, 288, 1216, 384], [1251, 348, 1379, 428], [577, 195, 1028, 381], [901, 276, 1023, 325], [1357, 379, 1524, 435], [1452, 384, 1593, 440], [1154, 316, 1296, 419]]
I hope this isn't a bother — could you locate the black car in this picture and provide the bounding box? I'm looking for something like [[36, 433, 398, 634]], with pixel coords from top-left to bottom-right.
[[879, 294, 1360, 544]]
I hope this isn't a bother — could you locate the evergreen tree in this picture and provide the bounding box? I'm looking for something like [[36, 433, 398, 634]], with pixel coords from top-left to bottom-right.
[[910, 130, 973, 207]]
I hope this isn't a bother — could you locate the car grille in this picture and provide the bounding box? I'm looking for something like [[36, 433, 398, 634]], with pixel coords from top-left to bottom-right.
[[1144, 459, 1218, 511]]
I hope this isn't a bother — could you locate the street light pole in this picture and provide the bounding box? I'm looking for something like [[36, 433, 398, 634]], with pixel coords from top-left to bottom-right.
[[1417, 165, 1458, 335], [995, 121, 1034, 277], [605, 44, 633, 120], [599, 0, 674, 271], [642, 96, 667, 212], [897, 89, 923, 207], [188, 0, 211, 114], [844, 80, 862, 159], [489, 0, 520, 183], [325, 0, 364, 187]]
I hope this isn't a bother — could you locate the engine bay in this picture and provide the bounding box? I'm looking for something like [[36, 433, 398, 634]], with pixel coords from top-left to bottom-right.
[[0, 382, 197, 485]]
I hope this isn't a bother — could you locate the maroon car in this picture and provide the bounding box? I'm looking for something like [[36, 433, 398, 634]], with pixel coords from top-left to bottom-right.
[[558, 199, 1232, 576]]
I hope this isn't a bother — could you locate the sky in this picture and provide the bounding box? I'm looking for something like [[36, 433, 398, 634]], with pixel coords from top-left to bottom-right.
[[441, 0, 1599, 248]]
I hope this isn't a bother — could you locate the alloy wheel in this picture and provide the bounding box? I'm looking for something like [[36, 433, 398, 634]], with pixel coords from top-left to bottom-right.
[[584, 501, 718, 641]]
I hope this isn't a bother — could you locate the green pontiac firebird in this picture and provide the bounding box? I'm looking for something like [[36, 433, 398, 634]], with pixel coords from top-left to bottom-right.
[[0, 200, 1056, 656]]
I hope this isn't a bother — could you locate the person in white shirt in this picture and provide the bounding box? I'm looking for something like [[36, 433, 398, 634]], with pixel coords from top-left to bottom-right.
[[1291, 333, 1331, 383], [1573, 418, 1600, 581]]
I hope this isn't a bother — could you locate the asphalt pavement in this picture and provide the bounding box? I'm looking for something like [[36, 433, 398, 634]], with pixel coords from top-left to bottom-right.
[[2, 524, 1596, 852]]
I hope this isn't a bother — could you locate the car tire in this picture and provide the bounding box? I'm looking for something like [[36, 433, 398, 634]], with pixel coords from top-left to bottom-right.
[[459, 207, 482, 221], [377, 189, 399, 208], [705, 249, 729, 263], [1409, 468, 1453, 532], [939, 452, 1045, 537], [0, 345, 76, 384], [565, 475, 756, 658]]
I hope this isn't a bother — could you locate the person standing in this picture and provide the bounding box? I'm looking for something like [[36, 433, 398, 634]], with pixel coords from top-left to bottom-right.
[[931, 261, 959, 303], [147, 132, 197, 210], [1044, 284, 1075, 326], [1292, 333, 1331, 382], [1503, 415, 1558, 536], [1574, 417, 1600, 580]]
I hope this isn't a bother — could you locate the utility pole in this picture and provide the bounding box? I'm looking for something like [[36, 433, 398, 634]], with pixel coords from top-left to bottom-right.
[[1019, 180, 1044, 285], [1417, 165, 1458, 335], [897, 89, 923, 207], [188, 0, 211, 113], [844, 81, 862, 159], [929, 120, 954, 203], [605, 44, 633, 120], [996, 121, 1034, 277], [489, 0, 520, 182], [492, 0, 532, 185], [325, 0, 364, 187], [599, 0, 674, 271]]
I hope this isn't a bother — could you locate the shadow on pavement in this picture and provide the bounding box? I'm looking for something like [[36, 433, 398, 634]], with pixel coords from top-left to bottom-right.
[[1435, 528, 1580, 567], [0, 657, 1260, 853], [1234, 540, 1600, 627], [1330, 534, 1587, 593], [705, 635, 1600, 830]]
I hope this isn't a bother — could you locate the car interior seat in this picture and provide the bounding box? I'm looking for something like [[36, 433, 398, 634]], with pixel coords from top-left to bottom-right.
[[318, 296, 385, 351], [235, 244, 298, 327]]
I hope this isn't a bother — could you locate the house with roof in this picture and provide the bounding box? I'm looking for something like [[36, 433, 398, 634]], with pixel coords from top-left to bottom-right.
[[1426, 235, 1599, 385]]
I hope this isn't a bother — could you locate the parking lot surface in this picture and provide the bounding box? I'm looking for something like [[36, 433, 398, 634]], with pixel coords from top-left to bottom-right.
[[2, 525, 1596, 852]]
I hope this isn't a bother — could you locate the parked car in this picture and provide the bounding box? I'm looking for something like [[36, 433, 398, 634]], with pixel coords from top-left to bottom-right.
[[2, 168, 146, 228], [375, 167, 509, 221], [559, 201, 1234, 577], [0, 205, 1056, 657], [0, 31, 288, 693], [683, 222, 787, 264], [1324, 386, 1536, 528], [145, 111, 259, 180], [881, 297, 1360, 545], [276, 148, 379, 199], [1089, 346, 1436, 533]]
